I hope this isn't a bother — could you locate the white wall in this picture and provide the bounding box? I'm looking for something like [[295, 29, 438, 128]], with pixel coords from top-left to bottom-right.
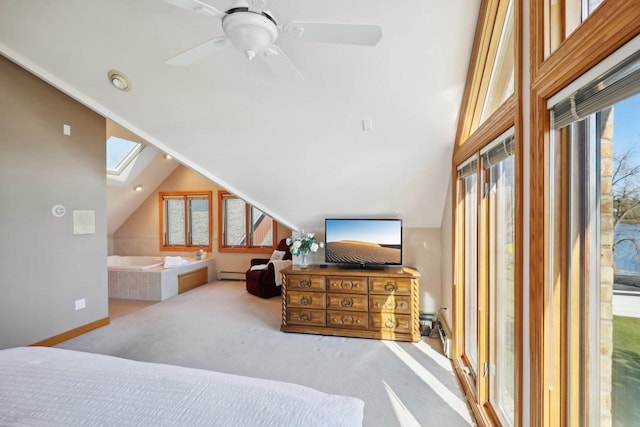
[[404, 227, 442, 314], [440, 177, 453, 327], [0, 56, 108, 349]]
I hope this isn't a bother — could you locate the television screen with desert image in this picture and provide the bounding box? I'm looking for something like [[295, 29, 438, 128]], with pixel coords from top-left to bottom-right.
[[324, 219, 402, 266]]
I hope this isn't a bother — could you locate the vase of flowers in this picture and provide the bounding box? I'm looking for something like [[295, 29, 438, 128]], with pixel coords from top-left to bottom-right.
[[286, 231, 324, 269]]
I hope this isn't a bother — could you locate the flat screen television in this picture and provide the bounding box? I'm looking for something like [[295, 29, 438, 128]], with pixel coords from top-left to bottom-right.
[[324, 218, 403, 268]]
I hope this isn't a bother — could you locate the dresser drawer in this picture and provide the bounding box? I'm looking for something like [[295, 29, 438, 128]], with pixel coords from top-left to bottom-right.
[[287, 275, 326, 292], [369, 278, 412, 295], [327, 311, 368, 330], [369, 314, 413, 334], [369, 295, 412, 314], [286, 308, 326, 327], [327, 276, 367, 293], [287, 291, 326, 309], [327, 293, 368, 311]]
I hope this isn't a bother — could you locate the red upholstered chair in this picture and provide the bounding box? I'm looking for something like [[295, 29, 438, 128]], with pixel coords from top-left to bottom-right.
[[245, 239, 292, 298]]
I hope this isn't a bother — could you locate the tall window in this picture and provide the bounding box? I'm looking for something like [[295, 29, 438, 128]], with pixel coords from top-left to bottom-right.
[[483, 134, 516, 426], [159, 191, 212, 252], [218, 191, 276, 253], [458, 159, 479, 380], [453, 0, 519, 423], [549, 51, 640, 426]]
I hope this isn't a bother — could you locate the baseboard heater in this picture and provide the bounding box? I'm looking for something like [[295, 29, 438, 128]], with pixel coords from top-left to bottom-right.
[[438, 315, 453, 360], [217, 271, 245, 281]]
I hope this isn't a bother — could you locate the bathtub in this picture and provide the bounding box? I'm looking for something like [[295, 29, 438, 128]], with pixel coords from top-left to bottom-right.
[[107, 256, 164, 271], [108, 256, 216, 301]]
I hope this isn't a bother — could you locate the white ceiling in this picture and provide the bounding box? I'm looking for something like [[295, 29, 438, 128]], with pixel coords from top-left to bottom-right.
[[0, 0, 479, 231]]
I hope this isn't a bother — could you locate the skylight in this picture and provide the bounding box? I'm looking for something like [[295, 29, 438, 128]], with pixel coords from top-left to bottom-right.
[[106, 136, 143, 175]]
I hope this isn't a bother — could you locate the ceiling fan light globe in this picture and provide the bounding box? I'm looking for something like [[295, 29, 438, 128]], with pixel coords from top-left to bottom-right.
[[222, 12, 277, 57]]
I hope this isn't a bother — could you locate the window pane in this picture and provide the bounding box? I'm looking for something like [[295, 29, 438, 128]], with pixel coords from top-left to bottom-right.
[[607, 94, 640, 427], [479, 0, 515, 125], [551, 92, 640, 427], [106, 136, 142, 174], [488, 155, 516, 426], [224, 197, 246, 246], [189, 196, 209, 246], [464, 173, 479, 372], [250, 206, 274, 247], [166, 198, 185, 246]]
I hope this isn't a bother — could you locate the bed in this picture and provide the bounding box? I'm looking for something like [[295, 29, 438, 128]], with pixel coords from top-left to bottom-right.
[[0, 347, 364, 426]]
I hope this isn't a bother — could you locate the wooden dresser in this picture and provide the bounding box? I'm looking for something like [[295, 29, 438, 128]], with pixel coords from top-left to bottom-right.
[[281, 265, 421, 342]]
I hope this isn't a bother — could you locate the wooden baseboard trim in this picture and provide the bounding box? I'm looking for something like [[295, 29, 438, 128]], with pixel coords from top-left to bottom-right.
[[29, 317, 110, 347]]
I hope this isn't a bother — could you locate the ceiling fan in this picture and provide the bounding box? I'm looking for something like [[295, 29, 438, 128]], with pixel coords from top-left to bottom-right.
[[162, 0, 383, 81]]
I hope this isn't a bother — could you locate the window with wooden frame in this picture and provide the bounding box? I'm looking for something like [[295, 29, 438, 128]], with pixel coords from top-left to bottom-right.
[[218, 191, 276, 253], [457, 157, 480, 385], [482, 132, 516, 426], [547, 50, 640, 427], [457, 0, 515, 141], [159, 191, 212, 252], [529, 1, 640, 426], [455, 130, 518, 426], [545, 0, 605, 58], [452, 0, 521, 424]]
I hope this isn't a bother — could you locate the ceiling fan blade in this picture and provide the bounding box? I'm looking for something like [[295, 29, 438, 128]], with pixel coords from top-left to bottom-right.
[[283, 22, 383, 46], [167, 37, 230, 66], [161, 0, 223, 18], [246, 0, 275, 13], [260, 45, 304, 82]]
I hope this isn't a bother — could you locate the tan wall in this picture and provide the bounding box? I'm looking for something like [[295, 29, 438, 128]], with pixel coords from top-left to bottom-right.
[[113, 165, 291, 276], [0, 56, 108, 349]]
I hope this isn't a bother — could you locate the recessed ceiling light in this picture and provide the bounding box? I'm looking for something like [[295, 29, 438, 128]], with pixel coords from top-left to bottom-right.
[[133, 185, 143, 192], [164, 154, 172, 160], [108, 70, 131, 92]]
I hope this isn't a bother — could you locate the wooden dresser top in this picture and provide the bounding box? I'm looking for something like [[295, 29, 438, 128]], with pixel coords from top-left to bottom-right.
[[282, 265, 420, 278]]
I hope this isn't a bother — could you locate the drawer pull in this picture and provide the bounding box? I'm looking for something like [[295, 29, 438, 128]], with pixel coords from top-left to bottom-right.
[[384, 282, 396, 292], [299, 313, 312, 322], [384, 318, 398, 329], [297, 279, 311, 288], [340, 298, 354, 307], [299, 296, 311, 305]]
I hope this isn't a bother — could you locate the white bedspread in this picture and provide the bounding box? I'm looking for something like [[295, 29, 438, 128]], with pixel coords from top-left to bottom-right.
[[0, 347, 363, 426]]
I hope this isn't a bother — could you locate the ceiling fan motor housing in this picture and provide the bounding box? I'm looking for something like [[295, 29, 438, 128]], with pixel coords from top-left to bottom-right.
[[222, 10, 278, 60]]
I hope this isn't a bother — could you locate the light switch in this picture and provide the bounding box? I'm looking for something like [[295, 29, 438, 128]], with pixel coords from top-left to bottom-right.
[[362, 118, 373, 131], [63, 124, 71, 135]]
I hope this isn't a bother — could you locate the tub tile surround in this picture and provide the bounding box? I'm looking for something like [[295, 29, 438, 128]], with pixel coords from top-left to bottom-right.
[[109, 258, 215, 301]]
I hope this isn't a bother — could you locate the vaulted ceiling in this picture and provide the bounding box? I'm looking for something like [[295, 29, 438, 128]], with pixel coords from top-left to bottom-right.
[[0, 0, 479, 231]]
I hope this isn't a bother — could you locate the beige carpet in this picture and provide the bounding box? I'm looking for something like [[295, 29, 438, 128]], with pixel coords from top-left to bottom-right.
[[58, 281, 472, 426]]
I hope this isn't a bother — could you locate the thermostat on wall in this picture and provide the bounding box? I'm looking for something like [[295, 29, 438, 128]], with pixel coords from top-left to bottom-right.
[[51, 204, 66, 218]]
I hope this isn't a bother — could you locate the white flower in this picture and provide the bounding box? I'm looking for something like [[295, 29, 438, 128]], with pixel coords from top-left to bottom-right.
[[286, 231, 324, 258]]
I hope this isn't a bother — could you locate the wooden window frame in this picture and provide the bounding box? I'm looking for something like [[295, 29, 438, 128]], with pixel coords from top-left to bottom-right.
[[455, 0, 515, 143], [452, 0, 523, 424], [455, 164, 481, 401], [217, 191, 277, 254], [158, 191, 213, 252], [529, 0, 640, 426]]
